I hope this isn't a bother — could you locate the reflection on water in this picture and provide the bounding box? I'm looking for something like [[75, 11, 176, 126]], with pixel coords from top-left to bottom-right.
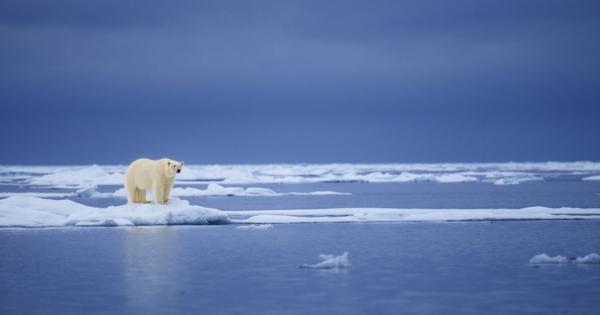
[[124, 226, 183, 313]]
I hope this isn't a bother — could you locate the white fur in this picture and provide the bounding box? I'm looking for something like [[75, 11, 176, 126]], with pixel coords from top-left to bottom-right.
[[124, 158, 183, 204]]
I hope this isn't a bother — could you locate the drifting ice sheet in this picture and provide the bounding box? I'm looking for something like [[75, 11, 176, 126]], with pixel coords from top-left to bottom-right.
[[0, 184, 350, 199], [300, 252, 351, 269], [112, 183, 350, 198], [575, 253, 600, 264], [529, 254, 569, 264], [2, 197, 600, 228], [236, 224, 274, 230], [227, 207, 600, 224], [529, 253, 600, 265], [3, 162, 600, 188], [0, 196, 229, 227]]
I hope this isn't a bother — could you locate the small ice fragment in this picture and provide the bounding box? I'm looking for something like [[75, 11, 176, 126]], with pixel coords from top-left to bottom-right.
[[574, 253, 600, 264], [300, 252, 350, 269], [236, 224, 274, 230], [529, 254, 568, 264], [74, 185, 98, 198]]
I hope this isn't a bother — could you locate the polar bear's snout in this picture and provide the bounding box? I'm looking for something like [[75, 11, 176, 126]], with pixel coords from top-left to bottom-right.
[[177, 169, 181, 173]]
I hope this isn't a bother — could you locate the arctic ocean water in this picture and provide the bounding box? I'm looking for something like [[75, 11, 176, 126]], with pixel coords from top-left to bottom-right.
[[1, 164, 600, 314]]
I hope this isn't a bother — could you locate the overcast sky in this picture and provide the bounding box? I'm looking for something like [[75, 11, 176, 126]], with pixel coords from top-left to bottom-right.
[[1, 0, 599, 164]]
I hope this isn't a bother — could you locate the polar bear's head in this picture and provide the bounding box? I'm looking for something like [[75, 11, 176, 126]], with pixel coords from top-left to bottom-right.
[[162, 158, 184, 178]]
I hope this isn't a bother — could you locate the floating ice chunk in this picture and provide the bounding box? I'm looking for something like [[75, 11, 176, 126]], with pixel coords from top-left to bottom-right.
[[4, 162, 600, 187], [243, 187, 277, 195], [112, 184, 350, 198], [0, 196, 230, 228], [236, 224, 274, 230], [300, 252, 350, 269], [27, 165, 123, 188], [289, 191, 351, 196], [228, 207, 600, 224], [0, 192, 72, 198], [435, 174, 478, 183], [74, 218, 134, 226], [574, 253, 600, 264], [0, 186, 111, 199], [529, 254, 569, 264], [74, 185, 98, 198], [492, 176, 544, 185]]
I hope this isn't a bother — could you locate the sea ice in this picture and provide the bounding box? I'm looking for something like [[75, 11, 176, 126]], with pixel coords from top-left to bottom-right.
[[491, 176, 544, 185], [0, 196, 229, 227], [111, 183, 350, 198], [26, 165, 123, 188], [574, 253, 600, 264], [236, 224, 274, 230], [3, 162, 599, 188], [229, 207, 600, 224], [529, 254, 569, 264], [74, 185, 100, 198], [2, 197, 600, 228], [300, 252, 350, 269], [0, 192, 73, 198]]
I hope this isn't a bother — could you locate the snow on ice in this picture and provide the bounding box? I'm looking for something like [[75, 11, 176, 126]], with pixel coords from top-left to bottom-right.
[[300, 252, 351, 269]]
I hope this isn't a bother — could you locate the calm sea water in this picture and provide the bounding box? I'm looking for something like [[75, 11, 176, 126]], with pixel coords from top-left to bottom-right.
[[1, 181, 600, 314]]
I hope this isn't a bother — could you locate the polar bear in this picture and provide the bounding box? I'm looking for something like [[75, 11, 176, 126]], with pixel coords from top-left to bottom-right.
[[124, 158, 183, 204]]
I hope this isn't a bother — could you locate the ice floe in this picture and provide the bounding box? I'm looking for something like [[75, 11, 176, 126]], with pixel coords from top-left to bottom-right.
[[529, 254, 569, 264], [0, 196, 229, 227], [300, 252, 350, 269], [228, 207, 600, 224], [2, 197, 600, 228], [0, 184, 349, 199], [236, 224, 274, 230], [529, 253, 600, 265], [0, 192, 75, 198], [0, 185, 112, 199], [24, 165, 124, 188], [111, 183, 350, 198], [2, 162, 600, 188], [575, 253, 600, 264]]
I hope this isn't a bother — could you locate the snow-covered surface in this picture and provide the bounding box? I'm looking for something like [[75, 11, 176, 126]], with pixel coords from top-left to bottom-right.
[[529, 253, 600, 265], [0, 184, 349, 199], [0, 186, 112, 199], [0, 197, 229, 227], [2, 198, 600, 228], [575, 253, 600, 264], [236, 224, 274, 230], [529, 254, 569, 264], [0, 192, 74, 198], [2, 162, 600, 189], [22, 165, 124, 188], [228, 207, 600, 224], [300, 252, 350, 269], [2, 196, 600, 228], [112, 183, 350, 198]]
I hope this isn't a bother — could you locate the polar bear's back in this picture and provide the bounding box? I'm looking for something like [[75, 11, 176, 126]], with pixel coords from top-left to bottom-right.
[[125, 158, 159, 190]]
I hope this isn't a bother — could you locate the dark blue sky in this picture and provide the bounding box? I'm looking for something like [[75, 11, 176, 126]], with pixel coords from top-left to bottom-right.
[[1, 0, 599, 164]]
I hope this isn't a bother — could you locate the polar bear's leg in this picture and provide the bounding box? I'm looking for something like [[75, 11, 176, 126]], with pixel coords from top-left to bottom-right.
[[163, 186, 170, 204], [138, 189, 148, 203], [126, 185, 136, 203], [153, 183, 164, 205], [163, 178, 174, 203]]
